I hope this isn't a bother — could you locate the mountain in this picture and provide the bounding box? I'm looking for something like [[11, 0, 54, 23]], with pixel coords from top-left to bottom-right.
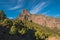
[[0, 10, 60, 40], [0, 10, 6, 20], [19, 9, 60, 29]]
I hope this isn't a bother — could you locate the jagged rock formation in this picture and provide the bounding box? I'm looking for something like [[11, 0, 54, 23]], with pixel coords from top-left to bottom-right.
[[19, 9, 60, 29], [0, 10, 6, 20]]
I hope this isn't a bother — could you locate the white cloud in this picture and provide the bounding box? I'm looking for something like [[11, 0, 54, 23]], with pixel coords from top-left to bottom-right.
[[30, 1, 48, 14], [8, 5, 21, 10], [8, 17, 14, 19], [42, 11, 49, 15], [8, 0, 23, 10], [18, 0, 23, 3], [54, 14, 60, 17]]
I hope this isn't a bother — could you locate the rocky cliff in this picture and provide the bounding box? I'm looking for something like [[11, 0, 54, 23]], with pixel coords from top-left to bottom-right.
[[19, 9, 60, 29]]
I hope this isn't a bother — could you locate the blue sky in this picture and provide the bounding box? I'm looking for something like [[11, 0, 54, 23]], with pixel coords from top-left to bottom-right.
[[0, 0, 60, 19]]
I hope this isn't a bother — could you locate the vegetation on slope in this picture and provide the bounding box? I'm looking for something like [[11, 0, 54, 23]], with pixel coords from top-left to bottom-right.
[[0, 10, 60, 40]]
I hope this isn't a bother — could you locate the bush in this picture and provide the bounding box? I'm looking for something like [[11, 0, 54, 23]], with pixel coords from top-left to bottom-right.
[[18, 28, 26, 35], [9, 26, 17, 34], [2, 19, 13, 28]]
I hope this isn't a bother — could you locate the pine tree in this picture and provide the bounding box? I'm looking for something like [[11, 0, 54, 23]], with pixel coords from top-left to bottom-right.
[[0, 10, 6, 20]]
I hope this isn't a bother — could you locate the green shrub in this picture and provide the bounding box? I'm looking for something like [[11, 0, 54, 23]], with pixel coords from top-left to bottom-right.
[[18, 28, 26, 35], [2, 19, 13, 28], [9, 26, 17, 34]]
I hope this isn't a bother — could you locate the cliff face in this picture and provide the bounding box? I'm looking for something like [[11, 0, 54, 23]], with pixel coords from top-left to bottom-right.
[[19, 9, 60, 29]]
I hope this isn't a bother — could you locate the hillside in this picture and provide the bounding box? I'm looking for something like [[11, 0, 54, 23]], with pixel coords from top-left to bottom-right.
[[0, 10, 60, 40], [19, 9, 60, 29]]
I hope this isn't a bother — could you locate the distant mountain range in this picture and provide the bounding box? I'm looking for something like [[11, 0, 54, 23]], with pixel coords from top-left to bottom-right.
[[18, 9, 60, 29]]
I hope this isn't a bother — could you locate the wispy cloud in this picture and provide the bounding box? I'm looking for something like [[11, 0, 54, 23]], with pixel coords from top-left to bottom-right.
[[42, 11, 50, 16], [8, 0, 23, 10], [17, 0, 24, 4], [8, 5, 21, 10], [28, 0, 37, 7], [8, 17, 14, 19], [54, 14, 60, 17], [30, 1, 48, 14]]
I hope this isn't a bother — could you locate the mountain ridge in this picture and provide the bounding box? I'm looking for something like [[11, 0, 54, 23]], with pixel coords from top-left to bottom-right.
[[19, 9, 60, 29], [0, 10, 60, 40]]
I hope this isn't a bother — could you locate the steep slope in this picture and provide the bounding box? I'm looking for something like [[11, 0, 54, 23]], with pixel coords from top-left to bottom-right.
[[19, 9, 60, 29], [0, 10, 60, 40], [0, 19, 60, 40]]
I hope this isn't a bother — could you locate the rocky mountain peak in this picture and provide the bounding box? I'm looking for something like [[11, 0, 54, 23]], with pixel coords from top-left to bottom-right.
[[19, 9, 60, 29], [22, 9, 30, 15]]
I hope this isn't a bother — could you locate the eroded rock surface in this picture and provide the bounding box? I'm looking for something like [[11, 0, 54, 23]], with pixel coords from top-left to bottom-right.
[[19, 9, 60, 29]]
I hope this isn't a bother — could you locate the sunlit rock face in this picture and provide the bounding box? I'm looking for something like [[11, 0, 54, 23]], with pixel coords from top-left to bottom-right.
[[45, 36, 60, 40], [19, 9, 60, 29], [19, 9, 30, 20]]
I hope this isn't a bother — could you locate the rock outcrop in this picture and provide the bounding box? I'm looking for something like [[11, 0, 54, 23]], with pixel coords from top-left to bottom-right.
[[46, 36, 60, 40], [19, 9, 60, 29]]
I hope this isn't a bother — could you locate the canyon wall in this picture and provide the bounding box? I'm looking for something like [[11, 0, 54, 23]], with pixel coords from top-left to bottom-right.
[[19, 9, 60, 29]]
